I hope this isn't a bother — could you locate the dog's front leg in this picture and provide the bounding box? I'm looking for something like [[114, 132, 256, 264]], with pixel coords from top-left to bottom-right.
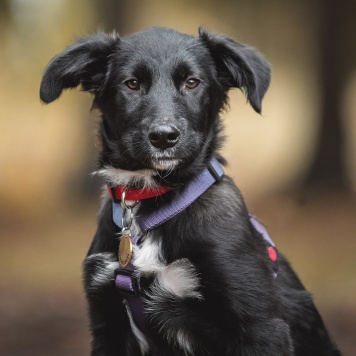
[[143, 257, 293, 356], [142, 258, 205, 355], [83, 200, 142, 356]]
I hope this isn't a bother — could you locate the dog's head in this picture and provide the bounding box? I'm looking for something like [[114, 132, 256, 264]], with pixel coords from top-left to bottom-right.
[[40, 27, 270, 186]]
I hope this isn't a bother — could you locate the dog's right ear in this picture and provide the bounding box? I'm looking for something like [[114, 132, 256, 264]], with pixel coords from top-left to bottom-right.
[[40, 33, 119, 104]]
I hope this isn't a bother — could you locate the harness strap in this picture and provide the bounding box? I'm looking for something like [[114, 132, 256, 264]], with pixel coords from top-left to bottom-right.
[[112, 157, 224, 231], [114, 235, 160, 355], [249, 214, 279, 277], [137, 157, 224, 231]]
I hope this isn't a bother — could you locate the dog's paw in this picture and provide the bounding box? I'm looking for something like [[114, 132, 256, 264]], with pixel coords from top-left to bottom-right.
[[144, 259, 202, 355], [84, 252, 119, 289], [152, 258, 203, 299]]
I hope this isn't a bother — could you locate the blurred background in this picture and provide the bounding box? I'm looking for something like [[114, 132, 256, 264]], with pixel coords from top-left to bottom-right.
[[1, 0, 355, 354]]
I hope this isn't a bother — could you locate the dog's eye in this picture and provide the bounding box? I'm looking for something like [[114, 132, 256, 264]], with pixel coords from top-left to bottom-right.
[[185, 78, 200, 90], [125, 79, 140, 90]]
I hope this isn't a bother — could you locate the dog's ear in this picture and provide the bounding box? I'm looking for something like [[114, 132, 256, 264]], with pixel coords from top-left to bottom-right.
[[40, 33, 119, 104], [199, 28, 271, 113]]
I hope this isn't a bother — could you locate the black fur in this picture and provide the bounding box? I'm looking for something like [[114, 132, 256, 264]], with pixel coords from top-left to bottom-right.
[[40, 26, 341, 355]]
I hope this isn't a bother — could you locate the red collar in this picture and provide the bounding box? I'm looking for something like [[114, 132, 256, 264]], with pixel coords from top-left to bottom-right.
[[108, 185, 172, 202]]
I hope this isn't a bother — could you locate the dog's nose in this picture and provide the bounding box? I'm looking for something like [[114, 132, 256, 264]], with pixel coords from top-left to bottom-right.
[[148, 124, 180, 150]]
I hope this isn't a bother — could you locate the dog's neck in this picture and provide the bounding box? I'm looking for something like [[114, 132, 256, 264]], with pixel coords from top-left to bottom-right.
[[93, 155, 224, 193], [93, 165, 174, 201]]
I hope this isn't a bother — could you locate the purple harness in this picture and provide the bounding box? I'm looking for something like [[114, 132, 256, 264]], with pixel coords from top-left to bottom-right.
[[111, 158, 278, 354]]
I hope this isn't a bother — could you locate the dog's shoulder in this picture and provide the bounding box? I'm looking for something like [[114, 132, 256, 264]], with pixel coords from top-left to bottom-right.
[[191, 174, 249, 223]]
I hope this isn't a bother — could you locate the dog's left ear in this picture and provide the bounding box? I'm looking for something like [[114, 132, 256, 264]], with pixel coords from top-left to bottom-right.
[[199, 28, 271, 113], [40, 33, 119, 104]]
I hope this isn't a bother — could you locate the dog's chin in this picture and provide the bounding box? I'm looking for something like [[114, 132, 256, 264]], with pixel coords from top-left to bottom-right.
[[151, 158, 181, 171]]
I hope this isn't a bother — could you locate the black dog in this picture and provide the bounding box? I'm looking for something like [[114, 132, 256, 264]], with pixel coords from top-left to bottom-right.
[[40, 27, 341, 356]]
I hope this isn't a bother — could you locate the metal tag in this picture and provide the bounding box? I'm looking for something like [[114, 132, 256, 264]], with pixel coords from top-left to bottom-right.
[[118, 233, 133, 267]]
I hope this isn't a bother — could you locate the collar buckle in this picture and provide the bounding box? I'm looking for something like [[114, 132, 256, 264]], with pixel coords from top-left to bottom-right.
[[207, 160, 223, 182]]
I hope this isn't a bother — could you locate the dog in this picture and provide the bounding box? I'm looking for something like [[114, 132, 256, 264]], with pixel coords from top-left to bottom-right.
[[40, 26, 341, 356]]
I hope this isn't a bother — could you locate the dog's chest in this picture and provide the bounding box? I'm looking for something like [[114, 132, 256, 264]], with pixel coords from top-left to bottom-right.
[[132, 230, 165, 276]]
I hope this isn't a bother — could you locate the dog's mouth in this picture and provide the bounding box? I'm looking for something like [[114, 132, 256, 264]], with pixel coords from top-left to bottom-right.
[[151, 157, 181, 171]]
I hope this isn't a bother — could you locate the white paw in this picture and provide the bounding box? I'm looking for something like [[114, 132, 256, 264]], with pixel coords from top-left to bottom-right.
[[85, 252, 119, 288]]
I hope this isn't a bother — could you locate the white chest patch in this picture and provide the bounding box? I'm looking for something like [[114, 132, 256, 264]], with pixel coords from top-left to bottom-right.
[[131, 228, 202, 300], [132, 233, 202, 300], [133, 233, 165, 276]]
